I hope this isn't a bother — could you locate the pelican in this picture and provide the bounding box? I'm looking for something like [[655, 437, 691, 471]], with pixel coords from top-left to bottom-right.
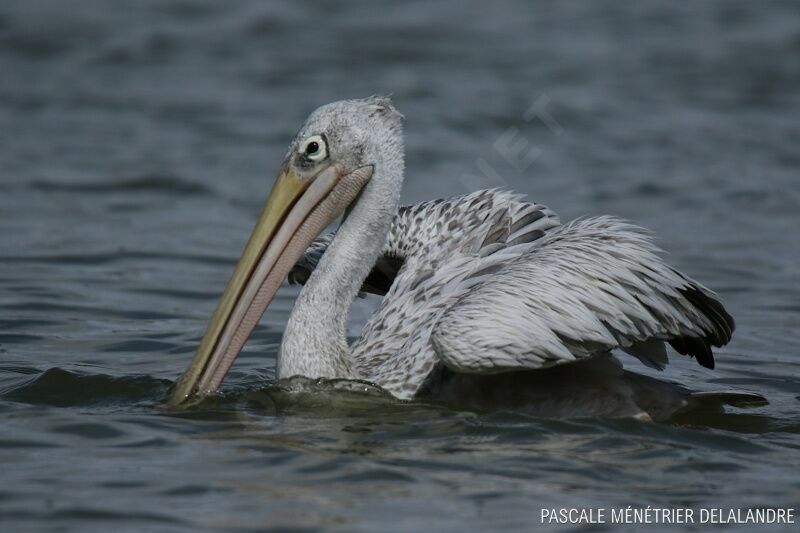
[[169, 96, 762, 418]]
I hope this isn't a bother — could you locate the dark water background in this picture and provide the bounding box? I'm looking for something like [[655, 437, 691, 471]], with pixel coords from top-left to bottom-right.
[[1, 1, 799, 531]]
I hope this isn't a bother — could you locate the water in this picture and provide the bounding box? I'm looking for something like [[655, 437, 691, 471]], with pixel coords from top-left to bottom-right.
[[1, 1, 799, 530]]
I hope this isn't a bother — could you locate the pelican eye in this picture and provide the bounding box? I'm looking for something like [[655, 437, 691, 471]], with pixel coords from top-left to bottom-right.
[[299, 135, 327, 162]]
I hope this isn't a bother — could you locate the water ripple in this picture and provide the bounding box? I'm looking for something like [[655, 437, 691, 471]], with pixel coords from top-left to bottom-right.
[[30, 174, 211, 195], [2, 367, 171, 408]]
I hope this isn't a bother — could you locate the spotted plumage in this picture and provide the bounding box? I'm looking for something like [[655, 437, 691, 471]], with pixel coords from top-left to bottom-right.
[[290, 188, 733, 399]]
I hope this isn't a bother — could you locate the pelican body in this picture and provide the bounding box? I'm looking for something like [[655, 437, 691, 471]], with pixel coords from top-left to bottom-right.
[[169, 97, 749, 418]]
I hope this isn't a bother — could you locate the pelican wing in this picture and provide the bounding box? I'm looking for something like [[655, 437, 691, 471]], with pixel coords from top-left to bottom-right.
[[289, 189, 560, 296], [349, 190, 561, 398], [430, 217, 734, 376], [291, 191, 732, 400]]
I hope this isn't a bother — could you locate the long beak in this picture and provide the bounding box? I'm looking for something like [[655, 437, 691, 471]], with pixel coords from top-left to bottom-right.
[[168, 162, 373, 406]]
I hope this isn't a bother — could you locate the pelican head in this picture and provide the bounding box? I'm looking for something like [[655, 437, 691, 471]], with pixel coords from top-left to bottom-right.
[[169, 96, 404, 406]]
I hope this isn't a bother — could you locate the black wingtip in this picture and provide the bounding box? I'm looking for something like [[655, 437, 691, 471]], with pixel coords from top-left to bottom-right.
[[668, 284, 736, 370], [696, 342, 715, 370], [669, 336, 715, 369], [680, 285, 736, 346]]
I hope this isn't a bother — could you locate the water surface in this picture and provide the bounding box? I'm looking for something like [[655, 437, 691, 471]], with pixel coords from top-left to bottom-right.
[[1, 1, 799, 531]]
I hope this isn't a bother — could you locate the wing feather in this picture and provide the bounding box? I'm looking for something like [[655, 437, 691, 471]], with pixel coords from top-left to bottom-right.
[[431, 217, 734, 374], [289, 189, 560, 296], [289, 191, 732, 398]]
